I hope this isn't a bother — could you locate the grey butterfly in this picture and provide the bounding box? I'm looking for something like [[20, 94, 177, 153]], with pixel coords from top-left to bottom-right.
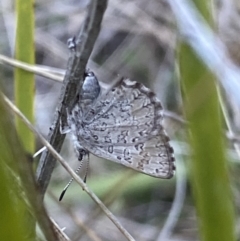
[[59, 70, 175, 199]]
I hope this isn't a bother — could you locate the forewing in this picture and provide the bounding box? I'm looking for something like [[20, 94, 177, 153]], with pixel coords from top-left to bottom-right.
[[82, 78, 163, 143]]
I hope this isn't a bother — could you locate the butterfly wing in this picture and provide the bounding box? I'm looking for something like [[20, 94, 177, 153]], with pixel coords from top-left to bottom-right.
[[78, 78, 175, 178], [85, 134, 174, 178]]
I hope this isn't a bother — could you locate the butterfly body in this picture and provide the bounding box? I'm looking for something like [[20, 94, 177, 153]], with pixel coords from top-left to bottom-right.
[[64, 71, 175, 178]]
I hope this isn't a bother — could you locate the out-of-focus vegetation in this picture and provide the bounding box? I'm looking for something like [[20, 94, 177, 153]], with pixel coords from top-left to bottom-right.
[[0, 97, 27, 241], [15, 0, 35, 153], [0, 0, 240, 240], [179, 1, 235, 240], [14, 0, 36, 238]]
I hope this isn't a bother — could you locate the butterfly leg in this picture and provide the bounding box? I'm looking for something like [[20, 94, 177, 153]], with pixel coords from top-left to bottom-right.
[[77, 148, 89, 182], [77, 148, 88, 161], [83, 152, 90, 183]]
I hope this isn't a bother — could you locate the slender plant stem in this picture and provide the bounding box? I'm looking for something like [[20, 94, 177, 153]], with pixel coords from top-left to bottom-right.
[[36, 0, 108, 197]]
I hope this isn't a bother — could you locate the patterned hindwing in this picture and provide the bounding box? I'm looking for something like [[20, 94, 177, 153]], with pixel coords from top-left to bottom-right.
[[84, 133, 175, 178], [78, 78, 175, 178]]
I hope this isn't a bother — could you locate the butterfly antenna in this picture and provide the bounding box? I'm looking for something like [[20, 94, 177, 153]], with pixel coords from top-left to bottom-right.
[[59, 163, 83, 201]]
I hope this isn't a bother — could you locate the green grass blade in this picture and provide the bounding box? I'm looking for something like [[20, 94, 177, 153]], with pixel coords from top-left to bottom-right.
[[14, 0, 36, 239], [178, 1, 235, 241], [0, 94, 30, 241], [14, 0, 35, 154]]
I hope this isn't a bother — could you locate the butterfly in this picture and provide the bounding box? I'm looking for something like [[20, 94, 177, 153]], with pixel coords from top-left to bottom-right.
[[59, 70, 175, 199]]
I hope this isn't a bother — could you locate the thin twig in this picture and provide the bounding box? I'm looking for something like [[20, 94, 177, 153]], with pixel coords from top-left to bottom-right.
[[3, 94, 135, 241], [50, 218, 71, 241], [0, 94, 59, 241], [217, 86, 240, 158], [36, 0, 108, 197], [48, 191, 103, 241], [163, 110, 187, 125], [0, 53, 189, 129], [0, 54, 63, 82], [75, 170, 136, 241]]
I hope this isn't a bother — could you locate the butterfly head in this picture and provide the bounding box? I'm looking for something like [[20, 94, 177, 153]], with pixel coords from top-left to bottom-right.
[[80, 70, 101, 103]]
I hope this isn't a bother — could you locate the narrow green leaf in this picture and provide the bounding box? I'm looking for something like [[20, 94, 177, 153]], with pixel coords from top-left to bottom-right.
[[178, 1, 235, 240], [14, 0, 36, 239], [15, 0, 35, 153], [0, 94, 29, 241]]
